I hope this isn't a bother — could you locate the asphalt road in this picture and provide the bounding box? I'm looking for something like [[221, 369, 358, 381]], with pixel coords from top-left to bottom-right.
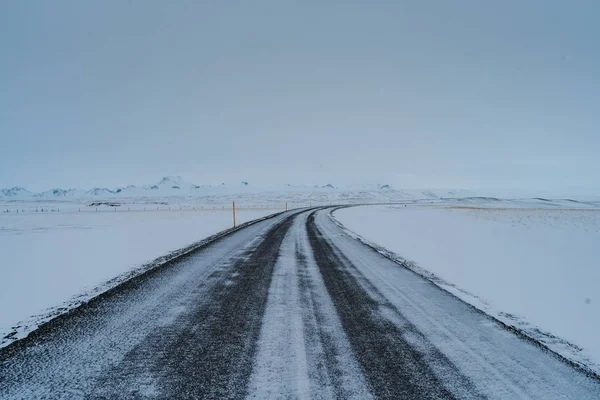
[[1, 208, 599, 399]]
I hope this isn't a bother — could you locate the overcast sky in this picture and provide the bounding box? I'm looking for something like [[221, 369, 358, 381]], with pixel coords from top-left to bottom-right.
[[1, 1, 599, 194]]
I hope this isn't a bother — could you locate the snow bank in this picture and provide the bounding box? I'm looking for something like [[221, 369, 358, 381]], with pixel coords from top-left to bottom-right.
[[0, 209, 275, 346], [334, 205, 600, 375]]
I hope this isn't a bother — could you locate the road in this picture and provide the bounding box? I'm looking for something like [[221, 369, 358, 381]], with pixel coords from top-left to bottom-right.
[[1, 208, 599, 399]]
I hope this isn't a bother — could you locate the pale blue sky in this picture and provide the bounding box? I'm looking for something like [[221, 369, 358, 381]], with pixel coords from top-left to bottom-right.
[[1, 1, 599, 193]]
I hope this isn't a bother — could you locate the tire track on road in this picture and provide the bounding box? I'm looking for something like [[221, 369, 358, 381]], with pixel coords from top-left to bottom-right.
[[0, 212, 296, 399], [91, 213, 299, 399], [307, 211, 475, 399], [246, 211, 372, 400]]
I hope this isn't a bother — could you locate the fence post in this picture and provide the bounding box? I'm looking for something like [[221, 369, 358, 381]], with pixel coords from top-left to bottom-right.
[[285, 201, 288, 211]]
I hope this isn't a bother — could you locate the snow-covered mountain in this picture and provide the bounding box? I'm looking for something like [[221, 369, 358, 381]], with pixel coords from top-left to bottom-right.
[[86, 188, 116, 196], [154, 176, 195, 190], [1, 187, 34, 198], [34, 188, 85, 198], [0, 176, 476, 201]]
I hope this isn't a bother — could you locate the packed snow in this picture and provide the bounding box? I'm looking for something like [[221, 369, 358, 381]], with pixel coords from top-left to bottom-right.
[[0, 208, 276, 346], [334, 203, 600, 375]]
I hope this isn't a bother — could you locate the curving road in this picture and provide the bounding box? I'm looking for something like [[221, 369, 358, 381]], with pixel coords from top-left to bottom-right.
[[1, 208, 599, 399]]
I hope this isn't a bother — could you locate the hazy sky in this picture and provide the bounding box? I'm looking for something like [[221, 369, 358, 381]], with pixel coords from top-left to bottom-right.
[[1, 1, 599, 193]]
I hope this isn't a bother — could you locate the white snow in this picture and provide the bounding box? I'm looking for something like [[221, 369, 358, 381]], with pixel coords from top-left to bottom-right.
[[334, 204, 600, 375], [0, 208, 276, 346]]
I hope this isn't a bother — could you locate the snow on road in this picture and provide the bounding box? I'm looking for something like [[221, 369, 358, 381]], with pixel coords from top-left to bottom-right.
[[247, 212, 372, 399], [334, 204, 600, 375], [0, 208, 276, 346], [2, 208, 600, 399]]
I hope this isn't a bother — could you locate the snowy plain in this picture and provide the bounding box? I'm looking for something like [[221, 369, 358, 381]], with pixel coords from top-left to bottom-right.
[[335, 204, 600, 375], [3, 177, 600, 381], [2, 174, 462, 347], [0, 207, 277, 346], [0, 175, 479, 347]]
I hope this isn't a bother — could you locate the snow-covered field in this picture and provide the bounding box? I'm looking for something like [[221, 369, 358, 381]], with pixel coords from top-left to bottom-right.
[[0, 177, 472, 348], [335, 204, 600, 375], [4, 184, 599, 380], [0, 208, 277, 347]]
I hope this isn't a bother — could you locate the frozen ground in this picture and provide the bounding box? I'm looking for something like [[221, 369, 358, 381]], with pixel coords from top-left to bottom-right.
[[335, 204, 600, 375], [0, 208, 277, 346]]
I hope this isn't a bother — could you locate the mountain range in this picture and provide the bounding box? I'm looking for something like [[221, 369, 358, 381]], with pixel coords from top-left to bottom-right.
[[0, 176, 475, 200]]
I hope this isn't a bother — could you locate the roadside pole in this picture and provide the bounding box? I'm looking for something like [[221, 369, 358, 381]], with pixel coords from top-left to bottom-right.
[[285, 201, 288, 211], [232, 201, 236, 227]]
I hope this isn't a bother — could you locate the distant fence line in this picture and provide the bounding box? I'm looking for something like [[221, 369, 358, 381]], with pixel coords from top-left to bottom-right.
[[1, 202, 330, 214]]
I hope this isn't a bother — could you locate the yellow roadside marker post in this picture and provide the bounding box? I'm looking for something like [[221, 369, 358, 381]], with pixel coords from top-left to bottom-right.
[[232, 201, 236, 227]]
